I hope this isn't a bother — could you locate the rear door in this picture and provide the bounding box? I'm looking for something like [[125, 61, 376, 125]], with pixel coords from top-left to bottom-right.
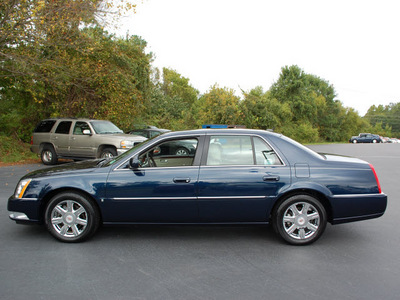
[[51, 121, 72, 156], [69, 121, 96, 158], [197, 134, 291, 222]]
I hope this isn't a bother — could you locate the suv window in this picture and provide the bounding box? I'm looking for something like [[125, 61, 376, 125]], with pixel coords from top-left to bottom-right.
[[34, 120, 56, 133], [73, 121, 91, 135], [207, 135, 282, 166], [55, 121, 72, 134]]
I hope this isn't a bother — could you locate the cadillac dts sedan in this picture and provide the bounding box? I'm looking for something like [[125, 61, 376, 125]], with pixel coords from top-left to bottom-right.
[[8, 129, 387, 245]]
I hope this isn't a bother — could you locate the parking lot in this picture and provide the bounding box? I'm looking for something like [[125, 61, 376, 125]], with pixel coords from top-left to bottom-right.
[[1, 143, 399, 300]]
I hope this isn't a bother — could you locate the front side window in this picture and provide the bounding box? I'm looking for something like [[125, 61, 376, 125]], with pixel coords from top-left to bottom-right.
[[73, 122, 91, 135], [55, 121, 72, 134], [207, 135, 282, 166], [138, 138, 198, 168]]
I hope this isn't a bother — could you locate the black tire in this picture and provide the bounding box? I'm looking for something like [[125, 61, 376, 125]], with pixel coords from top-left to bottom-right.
[[41, 145, 58, 165], [100, 147, 117, 159], [272, 194, 327, 245], [45, 192, 100, 243]]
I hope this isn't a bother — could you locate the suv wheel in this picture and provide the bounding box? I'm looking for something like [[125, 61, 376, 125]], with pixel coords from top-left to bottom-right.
[[41, 146, 58, 165], [100, 147, 117, 159]]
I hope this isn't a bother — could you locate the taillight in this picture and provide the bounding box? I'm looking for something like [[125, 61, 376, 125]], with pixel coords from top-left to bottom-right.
[[369, 164, 382, 193], [30, 136, 33, 145]]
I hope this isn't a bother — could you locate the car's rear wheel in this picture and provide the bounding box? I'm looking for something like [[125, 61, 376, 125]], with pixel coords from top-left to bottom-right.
[[41, 146, 58, 165], [45, 192, 100, 243], [372, 139, 377, 143], [273, 194, 327, 245], [100, 147, 117, 159]]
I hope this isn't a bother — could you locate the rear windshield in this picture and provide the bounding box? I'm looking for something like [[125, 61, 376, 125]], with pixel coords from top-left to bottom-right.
[[34, 120, 56, 133]]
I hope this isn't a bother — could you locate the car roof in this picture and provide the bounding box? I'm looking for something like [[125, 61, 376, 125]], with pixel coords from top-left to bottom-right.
[[159, 128, 282, 138]]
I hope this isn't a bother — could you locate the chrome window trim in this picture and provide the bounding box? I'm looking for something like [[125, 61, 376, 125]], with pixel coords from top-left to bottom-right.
[[206, 133, 286, 167], [113, 133, 201, 171], [113, 131, 287, 171]]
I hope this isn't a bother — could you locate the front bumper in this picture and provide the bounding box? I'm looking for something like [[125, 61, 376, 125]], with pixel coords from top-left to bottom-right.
[[8, 195, 41, 224]]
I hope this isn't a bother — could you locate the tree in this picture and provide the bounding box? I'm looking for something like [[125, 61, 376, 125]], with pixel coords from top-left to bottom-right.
[[145, 68, 199, 130], [194, 84, 240, 127]]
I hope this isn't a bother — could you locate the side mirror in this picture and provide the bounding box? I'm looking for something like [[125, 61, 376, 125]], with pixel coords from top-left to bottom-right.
[[129, 157, 141, 169], [82, 129, 92, 136]]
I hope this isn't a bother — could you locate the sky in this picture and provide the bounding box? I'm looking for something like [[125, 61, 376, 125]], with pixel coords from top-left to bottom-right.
[[115, 0, 400, 116]]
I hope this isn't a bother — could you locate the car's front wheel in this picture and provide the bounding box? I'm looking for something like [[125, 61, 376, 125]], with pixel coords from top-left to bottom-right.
[[100, 147, 117, 159], [273, 194, 327, 245], [352, 140, 357, 144], [45, 192, 100, 243]]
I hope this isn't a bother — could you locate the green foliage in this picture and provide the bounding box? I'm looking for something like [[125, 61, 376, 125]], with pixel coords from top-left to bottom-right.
[[0, 134, 37, 163], [194, 84, 240, 127], [364, 103, 400, 137]]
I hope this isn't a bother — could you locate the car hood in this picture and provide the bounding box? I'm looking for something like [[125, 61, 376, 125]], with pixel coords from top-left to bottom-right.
[[23, 159, 104, 179], [97, 133, 147, 141]]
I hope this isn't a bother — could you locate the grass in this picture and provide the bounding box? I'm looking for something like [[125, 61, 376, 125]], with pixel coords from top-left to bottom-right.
[[0, 135, 39, 165]]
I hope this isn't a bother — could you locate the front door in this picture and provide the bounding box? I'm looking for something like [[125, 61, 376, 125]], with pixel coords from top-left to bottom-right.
[[69, 121, 96, 157], [103, 137, 202, 223]]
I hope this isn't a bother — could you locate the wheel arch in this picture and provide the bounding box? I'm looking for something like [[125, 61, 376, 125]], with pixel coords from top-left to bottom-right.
[[38, 187, 103, 224], [97, 144, 117, 158], [270, 188, 333, 223], [39, 142, 56, 152]]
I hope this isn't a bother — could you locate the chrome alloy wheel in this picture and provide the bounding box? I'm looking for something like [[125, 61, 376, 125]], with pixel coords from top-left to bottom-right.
[[50, 200, 88, 238], [42, 150, 53, 163], [282, 202, 320, 240]]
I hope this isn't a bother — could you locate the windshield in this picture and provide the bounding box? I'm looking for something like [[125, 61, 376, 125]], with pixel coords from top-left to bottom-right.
[[90, 121, 123, 134]]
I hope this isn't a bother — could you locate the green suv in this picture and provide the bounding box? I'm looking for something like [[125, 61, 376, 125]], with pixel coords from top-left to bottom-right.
[[31, 118, 147, 165]]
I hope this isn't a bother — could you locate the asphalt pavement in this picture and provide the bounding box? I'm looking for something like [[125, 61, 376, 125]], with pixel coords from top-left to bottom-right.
[[1, 143, 399, 300]]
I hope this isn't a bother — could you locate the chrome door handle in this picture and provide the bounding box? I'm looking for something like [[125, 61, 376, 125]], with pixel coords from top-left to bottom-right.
[[173, 178, 191, 183], [263, 175, 280, 181]]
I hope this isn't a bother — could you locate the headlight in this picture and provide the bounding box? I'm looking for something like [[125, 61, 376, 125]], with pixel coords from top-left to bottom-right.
[[15, 179, 32, 198], [120, 140, 135, 149]]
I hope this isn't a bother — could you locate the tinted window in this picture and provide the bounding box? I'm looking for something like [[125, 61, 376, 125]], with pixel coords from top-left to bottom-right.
[[207, 136, 253, 165], [34, 120, 56, 133], [130, 130, 148, 138], [253, 137, 282, 165], [207, 135, 282, 166], [55, 121, 72, 134]]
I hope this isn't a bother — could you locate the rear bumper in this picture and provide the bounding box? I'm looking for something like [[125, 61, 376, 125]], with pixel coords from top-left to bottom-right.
[[330, 193, 387, 224]]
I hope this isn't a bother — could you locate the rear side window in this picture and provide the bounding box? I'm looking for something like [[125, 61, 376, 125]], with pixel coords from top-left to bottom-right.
[[207, 135, 283, 166], [55, 121, 72, 134], [34, 120, 56, 133]]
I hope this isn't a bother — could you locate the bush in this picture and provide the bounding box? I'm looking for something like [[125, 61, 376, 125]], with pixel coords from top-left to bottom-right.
[[0, 135, 38, 163]]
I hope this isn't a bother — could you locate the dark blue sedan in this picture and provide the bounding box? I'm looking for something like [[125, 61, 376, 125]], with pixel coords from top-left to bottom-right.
[[8, 129, 387, 245]]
